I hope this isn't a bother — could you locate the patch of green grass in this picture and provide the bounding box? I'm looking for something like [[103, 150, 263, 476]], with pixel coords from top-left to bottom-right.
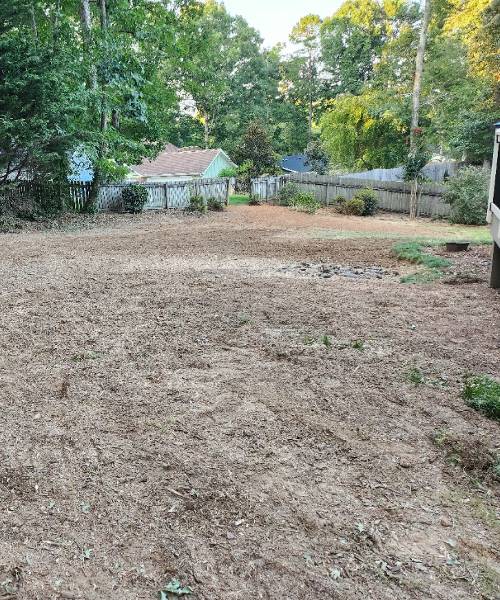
[[406, 367, 425, 385], [393, 241, 451, 269], [393, 241, 452, 284], [321, 334, 332, 348], [400, 270, 444, 284], [309, 226, 492, 245], [229, 194, 250, 206], [463, 375, 500, 421]]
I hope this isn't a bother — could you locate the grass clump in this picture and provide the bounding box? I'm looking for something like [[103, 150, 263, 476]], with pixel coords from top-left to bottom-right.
[[463, 375, 500, 421], [406, 367, 425, 385], [393, 241, 451, 269], [393, 241, 451, 284]]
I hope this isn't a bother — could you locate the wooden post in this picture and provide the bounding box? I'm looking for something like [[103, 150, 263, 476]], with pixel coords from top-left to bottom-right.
[[488, 123, 500, 289]]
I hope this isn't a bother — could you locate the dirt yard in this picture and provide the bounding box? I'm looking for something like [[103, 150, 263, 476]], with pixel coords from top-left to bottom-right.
[[0, 206, 498, 600]]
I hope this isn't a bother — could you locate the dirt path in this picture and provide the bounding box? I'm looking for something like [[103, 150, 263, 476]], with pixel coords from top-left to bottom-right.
[[0, 207, 498, 599]]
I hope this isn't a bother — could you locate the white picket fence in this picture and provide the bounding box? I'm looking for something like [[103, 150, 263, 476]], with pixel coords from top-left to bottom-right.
[[96, 178, 230, 212], [251, 174, 450, 218]]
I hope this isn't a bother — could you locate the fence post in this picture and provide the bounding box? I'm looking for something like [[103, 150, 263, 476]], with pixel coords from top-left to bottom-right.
[[164, 184, 169, 209], [225, 178, 230, 206]]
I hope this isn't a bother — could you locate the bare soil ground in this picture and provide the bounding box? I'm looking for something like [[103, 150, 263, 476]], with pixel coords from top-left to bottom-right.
[[0, 206, 499, 600]]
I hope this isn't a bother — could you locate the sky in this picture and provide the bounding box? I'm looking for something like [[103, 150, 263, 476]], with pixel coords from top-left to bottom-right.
[[222, 0, 343, 48]]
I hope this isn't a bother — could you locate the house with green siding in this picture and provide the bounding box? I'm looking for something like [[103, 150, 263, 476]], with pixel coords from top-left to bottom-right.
[[128, 144, 236, 183]]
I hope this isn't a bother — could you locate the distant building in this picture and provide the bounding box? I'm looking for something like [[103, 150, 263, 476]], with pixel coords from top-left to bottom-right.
[[128, 145, 236, 183], [280, 154, 313, 174]]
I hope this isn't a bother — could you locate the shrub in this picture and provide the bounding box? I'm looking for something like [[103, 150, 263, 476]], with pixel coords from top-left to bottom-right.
[[354, 188, 378, 216], [218, 167, 238, 178], [207, 197, 224, 211], [289, 192, 321, 214], [463, 375, 500, 421], [333, 195, 346, 206], [277, 182, 300, 206], [337, 197, 364, 215], [187, 194, 207, 213], [444, 166, 490, 225], [122, 184, 148, 214]]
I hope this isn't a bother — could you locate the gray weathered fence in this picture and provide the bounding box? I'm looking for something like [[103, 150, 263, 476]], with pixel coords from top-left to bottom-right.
[[97, 178, 230, 212], [1, 178, 230, 214], [342, 161, 459, 183], [251, 173, 450, 218]]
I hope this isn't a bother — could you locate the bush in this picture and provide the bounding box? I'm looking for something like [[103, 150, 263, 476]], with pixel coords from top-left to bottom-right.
[[333, 195, 346, 206], [187, 194, 207, 213], [463, 375, 500, 421], [354, 188, 378, 216], [444, 166, 490, 225], [122, 184, 148, 214], [337, 197, 364, 215], [218, 167, 238, 178], [207, 197, 224, 211], [277, 182, 300, 206], [289, 192, 321, 214]]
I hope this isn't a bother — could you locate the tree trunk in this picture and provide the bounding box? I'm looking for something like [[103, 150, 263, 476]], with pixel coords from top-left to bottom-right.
[[80, 0, 92, 42], [203, 114, 210, 149], [99, 0, 108, 31], [409, 0, 431, 219]]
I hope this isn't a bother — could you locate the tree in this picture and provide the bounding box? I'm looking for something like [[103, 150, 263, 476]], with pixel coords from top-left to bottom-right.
[[0, 2, 85, 183], [304, 140, 329, 174], [233, 121, 277, 177], [408, 0, 432, 218], [286, 14, 323, 138], [320, 92, 407, 170]]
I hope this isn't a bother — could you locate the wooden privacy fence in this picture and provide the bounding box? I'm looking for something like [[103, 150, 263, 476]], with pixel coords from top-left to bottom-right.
[[251, 173, 450, 218]]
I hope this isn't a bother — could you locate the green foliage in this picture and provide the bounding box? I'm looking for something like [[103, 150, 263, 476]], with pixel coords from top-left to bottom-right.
[[463, 375, 500, 421], [353, 188, 378, 216], [289, 193, 321, 214], [320, 92, 407, 170], [207, 197, 224, 212], [218, 167, 238, 178], [444, 166, 490, 225], [403, 150, 430, 182], [187, 195, 207, 214], [304, 140, 329, 174], [122, 185, 148, 214], [337, 197, 364, 215], [234, 122, 277, 177], [277, 182, 300, 206]]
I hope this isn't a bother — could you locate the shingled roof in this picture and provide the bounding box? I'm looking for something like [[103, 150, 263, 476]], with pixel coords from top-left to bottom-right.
[[131, 146, 227, 178]]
